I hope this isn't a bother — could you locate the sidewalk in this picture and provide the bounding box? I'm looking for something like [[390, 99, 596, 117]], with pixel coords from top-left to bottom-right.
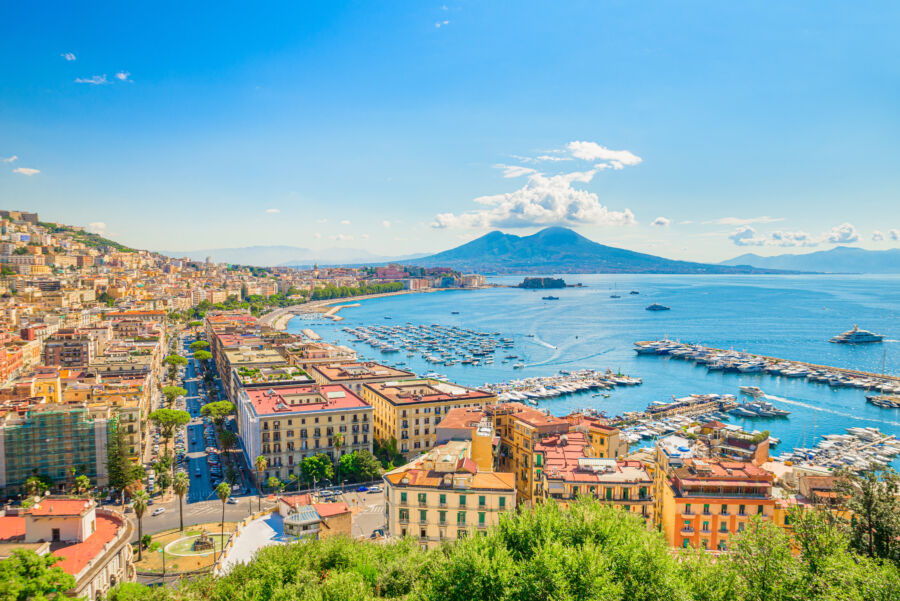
[[220, 512, 288, 573]]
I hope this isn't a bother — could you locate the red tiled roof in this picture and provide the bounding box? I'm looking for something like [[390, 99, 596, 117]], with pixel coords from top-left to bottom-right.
[[52, 515, 119, 576], [246, 384, 370, 416], [280, 494, 312, 508], [314, 502, 349, 518], [0, 515, 25, 541]]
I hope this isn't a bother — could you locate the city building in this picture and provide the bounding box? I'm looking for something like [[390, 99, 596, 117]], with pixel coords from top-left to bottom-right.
[[363, 379, 496, 458], [0, 498, 134, 599], [278, 495, 352, 540], [383, 439, 516, 548], [236, 384, 373, 483], [308, 361, 415, 394]]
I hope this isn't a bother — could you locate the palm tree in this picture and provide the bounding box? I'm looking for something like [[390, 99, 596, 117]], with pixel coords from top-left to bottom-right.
[[254, 455, 267, 512], [215, 482, 231, 561], [132, 490, 149, 561], [332, 432, 344, 485], [73, 475, 91, 496], [173, 472, 189, 532]]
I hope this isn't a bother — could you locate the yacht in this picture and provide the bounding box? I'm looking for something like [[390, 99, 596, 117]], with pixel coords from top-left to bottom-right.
[[739, 386, 765, 397], [542, 295, 560, 301], [610, 294, 621, 299], [830, 325, 884, 344], [645, 303, 671, 311]]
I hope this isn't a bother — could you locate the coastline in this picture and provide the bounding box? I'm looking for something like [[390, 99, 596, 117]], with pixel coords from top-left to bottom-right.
[[260, 287, 479, 331]]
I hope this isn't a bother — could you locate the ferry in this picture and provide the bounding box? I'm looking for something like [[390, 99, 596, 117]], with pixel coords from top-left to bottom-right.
[[645, 303, 670, 311], [830, 325, 884, 344]]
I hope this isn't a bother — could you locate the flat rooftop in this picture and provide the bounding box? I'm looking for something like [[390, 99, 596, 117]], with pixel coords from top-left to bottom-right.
[[246, 384, 371, 416], [366, 379, 494, 406], [309, 362, 414, 382]]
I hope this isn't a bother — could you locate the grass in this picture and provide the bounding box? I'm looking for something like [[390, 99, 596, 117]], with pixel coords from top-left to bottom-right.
[[133, 521, 238, 574]]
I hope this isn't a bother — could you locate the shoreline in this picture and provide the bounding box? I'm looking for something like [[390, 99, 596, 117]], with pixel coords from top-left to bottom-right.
[[260, 287, 481, 331]]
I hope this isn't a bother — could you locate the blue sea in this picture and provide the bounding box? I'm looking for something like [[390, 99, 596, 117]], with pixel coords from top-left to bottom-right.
[[287, 275, 900, 463]]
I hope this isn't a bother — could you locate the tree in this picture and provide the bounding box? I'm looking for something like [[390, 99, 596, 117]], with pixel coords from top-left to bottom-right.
[[173, 471, 189, 532], [332, 433, 344, 484], [339, 450, 383, 483], [254, 455, 267, 512], [219, 429, 237, 454], [225, 464, 239, 487], [201, 401, 235, 428], [161, 385, 187, 406], [149, 408, 191, 480], [73, 474, 91, 496], [24, 475, 51, 498], [0, 550, 76, 601], [165, 354, 188, 368], [189, 340, 209, 351], [727, 515, 799, 601], [216, 482, 231, 561], [835, 467, 900, 563], [266, 476, 283, 495], [301, 453, 334, 487], [132, 490, 149, 561], [193, 349, 213, 362]]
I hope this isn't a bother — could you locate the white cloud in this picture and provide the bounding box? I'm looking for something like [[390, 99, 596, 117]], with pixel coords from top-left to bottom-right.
[[872, 230, 885, 242], [707, 216, 784, 226], [679, 220, 694, 225], [88, 222, 107, 235], [62, 52, 76, 61], [768, 230, 818, 247], [432, 170, 635, 229], [12, 167, 39, 176], [115, 71, 130, 82], [825, 222, 859, 244], [381, 220, 391, 228], [1, 156, 17, 163], [728, 226, 768, 247], [330, 233, 353, 241], [651, 217, 671, 227], [535, 155, 572, 162], [315, 218, 328, 224], [566, 141, 642, 167], [340, 219, 351, 225], [75, 74, 108, 85], [435, 20, 450, 27], [265, 208, 280, 213], [890, 229, 900, 241], [494, 164, 537, 178]]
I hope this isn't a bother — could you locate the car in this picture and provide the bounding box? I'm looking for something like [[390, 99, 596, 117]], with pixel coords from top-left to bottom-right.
[[318, 490, 336, 498], [152, 507, 166, 516], [356, 486, 369, 493], [227, 497, 239, 504], [367, 486, 382, 493], [195, 469, 202, 478], [147, 498, 154, 505]]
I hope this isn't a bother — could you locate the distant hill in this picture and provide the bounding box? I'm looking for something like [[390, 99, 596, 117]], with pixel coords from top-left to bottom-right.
[[158, 245, 426, 267], [720, 246, 900, 274], [405, 227, 798, 274]]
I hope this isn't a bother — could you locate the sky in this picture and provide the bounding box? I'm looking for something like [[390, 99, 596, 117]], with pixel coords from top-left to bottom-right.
[[2, 1, 900, 262]]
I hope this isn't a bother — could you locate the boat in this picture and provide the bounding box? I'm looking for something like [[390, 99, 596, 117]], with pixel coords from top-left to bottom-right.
[[610, 294, 621, 299], [739, 386, 765, 397], [542, 296, 560, 301], [451, 311, 460, 315], [513, 362, 526, 369], [629, 290, 639, 295], [830, 325, 884, 344], [645, 303, 670, 311]]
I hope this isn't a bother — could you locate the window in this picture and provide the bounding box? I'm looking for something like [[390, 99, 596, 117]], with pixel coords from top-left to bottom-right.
[[639, 486, 647, 499], [622, 488, 629, 501], [439, 511, 447, 524], [499, 496, 506, 509], [478, 495, 486, 508], [478, 512, 486, 525], [757, 505, 764, 515], [738, 522, 745, 532], [459, 495, 466, 507], [400, 492, 407, 504], [52, 528, 60, 542], [398, 509, 409, 522], [419, 510, 427, 523], [605, 488, 612, 500], [719, 522, 728, 533], [721, 504, 728, 514], [702, 521, 710, 532], [784, 514, 791, 526], [439, 493, 446, 506], [457, 511, 466, 525], [418, 493, 427, 505], [703, 503, 710, 515], [738, 504, 746, 515], [685, 503, 692, 514], [682, 539, 690, 548]]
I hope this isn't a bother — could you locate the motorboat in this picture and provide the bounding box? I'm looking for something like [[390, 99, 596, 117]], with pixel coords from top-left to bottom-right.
[[739, 386, 765, 397], [645, 303, 670, 311], [830, 325, 884, 344]]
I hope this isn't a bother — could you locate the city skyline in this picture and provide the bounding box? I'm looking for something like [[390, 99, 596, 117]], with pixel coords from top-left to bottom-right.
[[2, 2, 900, 261]]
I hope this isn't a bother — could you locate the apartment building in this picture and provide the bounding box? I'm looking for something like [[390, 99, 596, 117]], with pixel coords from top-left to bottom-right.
[[222, 347, 287, 403], [362, 379, 495, 458], [236, 384, 373, 483], [384, 439, 515, 548], [534, 431, 653, 521], [308, 361, 415, 395], [567, 412, 629, 459]]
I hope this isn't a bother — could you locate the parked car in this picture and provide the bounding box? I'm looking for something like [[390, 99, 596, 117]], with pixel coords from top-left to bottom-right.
[[227, 497, 239, 504], [367, 486, 382, 493], [356, 486, 369, 493], [152, 507, 166, 516]]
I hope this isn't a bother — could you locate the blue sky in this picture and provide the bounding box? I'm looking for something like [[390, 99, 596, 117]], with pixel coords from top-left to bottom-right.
[[2, 1, 899, 261]]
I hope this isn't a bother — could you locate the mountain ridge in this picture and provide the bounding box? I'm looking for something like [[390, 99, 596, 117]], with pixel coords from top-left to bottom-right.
[[403, 227, 799, 274], [720, 246, 900, 273]]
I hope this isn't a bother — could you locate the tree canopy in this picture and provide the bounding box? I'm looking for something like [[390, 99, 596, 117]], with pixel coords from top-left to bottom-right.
[[338, 450, 383, 483], [300, 453, 334, 485], [0, 550, 76, 601], [162, 385, 187, 404], [190, 340, 210, 351], [150, 408, 191, 440], [165, 354, 188, 367], [201, 401, 235, 427], [193, 349, 213, 362]]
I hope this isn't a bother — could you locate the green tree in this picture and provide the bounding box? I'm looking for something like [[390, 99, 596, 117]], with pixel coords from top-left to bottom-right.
[[727, 515, 799, 601], [266, 476, 283, 495], [201, 401, 235, 428], [339, 450, 383, 483], [835, 467, 900, 563], [24, 476, 49, 498], [165, 354, 188, 368], [301, 453, 334, 487], [104, 581, 156, 601], [150, 409, 191, 457], [332, 432, 344, 483], [189, 340, 209, 351], [0, 550, 76, 601], [254, 455, 267, 512], [161, 385, 187, 406], [216, 482, 231, 561], [193, 349, 213, 362], [73, 474, 91, 495], [132, 490, 149, 561], [173, 471, 189, 532], [219, 429, 237, 454]]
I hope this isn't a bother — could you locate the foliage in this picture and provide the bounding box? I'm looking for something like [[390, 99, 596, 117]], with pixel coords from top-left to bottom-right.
[[173, 471, 190, 531], [24, 475, 51, 497], [193, 349, 213, 362], [516, 277, 566, 289], [310, 281, 404, 301], [188, 320, 203, 328], [190, 340, 210, 351], [219, 429, 238, 453], [300, 453, 334, 485], [835, 467, 900, 564], [165, 354, 189, 368], [162, 385, 187, 405], [266, 476, 283, 493], [150, 409, 191, 440], [201, 401, 235, 427], [374, 437, 405, 469], [132, 490, 149, 561], [73, 474, 91, 495], [0, 550, 76, 601], [339, 450, 383, 483]]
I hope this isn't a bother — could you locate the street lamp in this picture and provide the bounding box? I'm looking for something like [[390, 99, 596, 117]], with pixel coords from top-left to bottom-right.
[[158, 546, 166, 577]]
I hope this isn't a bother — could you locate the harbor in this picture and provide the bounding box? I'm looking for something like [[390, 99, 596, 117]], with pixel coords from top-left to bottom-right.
[[634, 339, 900, 397], [772, 426, 900, 472], [480, 368, 641, 404]]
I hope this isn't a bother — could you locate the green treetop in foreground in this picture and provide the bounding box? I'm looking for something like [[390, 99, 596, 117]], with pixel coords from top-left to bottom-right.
[[101, 498, 900, 601]]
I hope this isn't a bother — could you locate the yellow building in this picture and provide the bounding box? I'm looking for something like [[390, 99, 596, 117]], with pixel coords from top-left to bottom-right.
[[362, 379, 495, 458], [567, 413, 629, 458], [308, 361, 414, 395], [383, 439, 516, 548]]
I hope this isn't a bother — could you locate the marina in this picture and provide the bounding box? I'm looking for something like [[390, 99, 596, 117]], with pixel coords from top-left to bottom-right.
[[634, 339, 900, 399], [772, 427, 900, 473], [480, 368, 641, 405]]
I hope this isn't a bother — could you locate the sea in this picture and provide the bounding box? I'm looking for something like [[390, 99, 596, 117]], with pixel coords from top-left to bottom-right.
[[286, 274, 900, 465]]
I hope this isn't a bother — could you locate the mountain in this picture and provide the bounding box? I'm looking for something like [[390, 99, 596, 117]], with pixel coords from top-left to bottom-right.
[[158, 245, 425, 267], [720, 246, 900, 274], [406, 227, 798, 274]]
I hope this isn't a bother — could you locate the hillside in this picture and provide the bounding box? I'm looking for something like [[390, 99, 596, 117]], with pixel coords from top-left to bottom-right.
[[407, 227, 798, 274], [721, 246, 900, 274], [158, 245, 426, 267]]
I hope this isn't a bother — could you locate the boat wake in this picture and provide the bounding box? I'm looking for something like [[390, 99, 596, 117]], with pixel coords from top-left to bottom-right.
[[529, 348, 617, 369], [528, 334, 558, 350], [764, 394, 900, 428]]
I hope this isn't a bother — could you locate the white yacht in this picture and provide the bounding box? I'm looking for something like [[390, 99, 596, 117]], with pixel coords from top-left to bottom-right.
[[739, 386, 765, 397], [830, 325, 884, 344]]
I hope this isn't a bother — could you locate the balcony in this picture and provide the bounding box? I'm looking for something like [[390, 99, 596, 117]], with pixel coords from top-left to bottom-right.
[[680, 527, 695, 535], [399, 518, 409, 525], [476, 522, 488, 529]]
